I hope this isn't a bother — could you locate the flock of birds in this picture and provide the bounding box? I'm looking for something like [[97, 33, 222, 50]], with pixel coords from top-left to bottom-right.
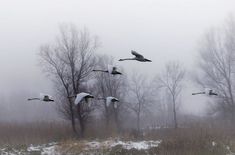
[[27, 50, 152, 107], [28, 50, 218, 108]]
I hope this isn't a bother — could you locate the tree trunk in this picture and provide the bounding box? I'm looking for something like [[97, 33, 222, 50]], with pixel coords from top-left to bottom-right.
[[77, 104, 85, 137], [105, 104, 110, 129], [231, 105, 235, 125], [114, 109, 119, 132], [106, 115, 110, 129], [173, 96, 178, 129], [68, 98, 77, 133], [137, 112, 140, 133], [137, 101, 141, 133], [80, 118, 85, 137]]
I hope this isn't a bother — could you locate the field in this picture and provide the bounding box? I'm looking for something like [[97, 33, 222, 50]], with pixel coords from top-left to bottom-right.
[[1, 122, 235, 155]]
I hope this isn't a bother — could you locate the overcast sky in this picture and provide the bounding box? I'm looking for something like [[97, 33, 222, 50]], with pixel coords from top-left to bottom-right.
[[1, 0, 235, 117]]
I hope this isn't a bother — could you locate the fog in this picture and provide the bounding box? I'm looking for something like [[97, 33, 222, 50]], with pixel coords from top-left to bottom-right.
[[0, 0, 235, 122]]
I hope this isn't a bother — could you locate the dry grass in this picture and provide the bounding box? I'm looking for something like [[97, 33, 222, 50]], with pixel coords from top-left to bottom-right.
[[0, 121, 73, 146], [54, 125, 235, 154], [144, 127, 235, 155], [1, 121, 235, 154], [83, 125, 235, 154]]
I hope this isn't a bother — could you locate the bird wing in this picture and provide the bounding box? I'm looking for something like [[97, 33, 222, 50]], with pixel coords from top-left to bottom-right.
[[205, 88, 212, 95], [39, 93, 45, 99], [106, 97, 113, 107], [107, 65, 115, 74], [40, 93, 48, 99], [111, 97, 119, 102], [44, 95, 49, 100], [112, 67, 117, 72], [74, 92, 90, 105], [131, 50, 144, 58], [39, 93, 53, 101], [106, 96, 119, 107]]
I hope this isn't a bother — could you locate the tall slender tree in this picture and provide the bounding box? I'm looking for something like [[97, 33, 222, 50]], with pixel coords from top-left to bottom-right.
[[127, 73, 153, 133], [156, 61, 185, 129], [39, 24, 98, 135]]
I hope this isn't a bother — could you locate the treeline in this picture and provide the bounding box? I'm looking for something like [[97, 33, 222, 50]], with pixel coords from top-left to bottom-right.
[[38, 17, 235, 137]]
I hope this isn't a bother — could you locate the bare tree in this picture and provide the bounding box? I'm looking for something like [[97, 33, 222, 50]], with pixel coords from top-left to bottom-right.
[[154, 89, 174, 128], [156, 61, 185, 129], [39, 24, 98, 136], [94, 55, 127, 130], [195, 16, 235, 124], [127, 73, 154, 133]]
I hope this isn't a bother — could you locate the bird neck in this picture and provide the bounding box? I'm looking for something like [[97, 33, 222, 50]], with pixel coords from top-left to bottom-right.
[[28, 98, 40, 101], [192, 92, 206, 95], [93, 69, 108, 73], [122, 58, 135, 60]]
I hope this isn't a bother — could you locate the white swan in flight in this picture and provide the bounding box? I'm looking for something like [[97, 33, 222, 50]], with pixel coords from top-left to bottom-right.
[[192, 88, 218, 96], [119, 50, 152, 62], [98, 96, 119, 108], [69, 92, 94, 105], [93, 65, 122, 75], [28, 93, 54, 102]]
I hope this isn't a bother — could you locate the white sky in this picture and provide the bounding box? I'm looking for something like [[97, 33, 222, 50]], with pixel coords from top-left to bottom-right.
[[0, 0, 235, 116]]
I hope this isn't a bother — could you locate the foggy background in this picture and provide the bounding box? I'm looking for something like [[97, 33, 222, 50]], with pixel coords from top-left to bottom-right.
[[0, 0, 235, 122]]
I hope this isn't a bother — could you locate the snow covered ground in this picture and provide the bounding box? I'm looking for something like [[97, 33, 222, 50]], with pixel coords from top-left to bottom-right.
[[0, 140, 161, 154], [85, 139, 161, 150], [0, 142, 57, 155], [1, 139, 234, 154]]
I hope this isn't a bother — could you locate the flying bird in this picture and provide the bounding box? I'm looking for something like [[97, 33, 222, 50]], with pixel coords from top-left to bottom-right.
[[93, 65, 122, 75], [192, 88, 218, 96], [98, 96, 119, 108], [28, 93, 54, 102], [119, 50, 152, 62], [69, 92, 94, 105]]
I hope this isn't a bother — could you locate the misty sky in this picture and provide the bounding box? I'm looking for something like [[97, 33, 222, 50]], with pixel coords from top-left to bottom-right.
[[1, 0, 235, 119]]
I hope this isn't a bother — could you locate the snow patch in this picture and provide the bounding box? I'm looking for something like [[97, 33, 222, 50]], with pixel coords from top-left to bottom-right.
[[212, 141, 216, 146], [0, 140, 161, 154], [28, 142, 57, 155], [86, 140, 161, 150], [0, 142, 58, 155], [41, 145, 57, 155]]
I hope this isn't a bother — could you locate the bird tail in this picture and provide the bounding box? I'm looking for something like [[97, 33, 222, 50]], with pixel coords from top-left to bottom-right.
[[89, 95, 95, 98], [211, 93, 218, 96], [113, 71, 122, 75], [145, 59, 152, 62]]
